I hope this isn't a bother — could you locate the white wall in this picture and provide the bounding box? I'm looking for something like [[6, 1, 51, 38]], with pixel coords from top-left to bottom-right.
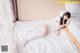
[[17, 0, 65, 21]]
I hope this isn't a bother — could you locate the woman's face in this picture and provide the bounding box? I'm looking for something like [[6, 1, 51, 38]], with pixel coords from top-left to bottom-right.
[[63, 15, 68, 20], [63, 15, 69, 24]]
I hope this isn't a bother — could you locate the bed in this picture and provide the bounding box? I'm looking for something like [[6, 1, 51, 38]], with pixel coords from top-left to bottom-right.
[[14, 18, 80, 53]]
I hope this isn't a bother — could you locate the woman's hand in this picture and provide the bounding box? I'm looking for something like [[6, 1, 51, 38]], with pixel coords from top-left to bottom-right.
[[60, 24, 66, 28], [57, 24, 66, 31]]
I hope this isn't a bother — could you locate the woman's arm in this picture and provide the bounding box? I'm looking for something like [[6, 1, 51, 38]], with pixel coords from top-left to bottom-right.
[[56, 24, 66, 31]]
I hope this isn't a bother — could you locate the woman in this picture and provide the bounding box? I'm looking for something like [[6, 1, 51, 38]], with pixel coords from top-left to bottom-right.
[[41, 11, 71, 36], [55, 11, 71, 35], [20, 10, 79, 53]]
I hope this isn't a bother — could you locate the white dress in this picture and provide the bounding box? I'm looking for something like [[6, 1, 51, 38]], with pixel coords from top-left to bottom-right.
[[19, 17, 79, 53]]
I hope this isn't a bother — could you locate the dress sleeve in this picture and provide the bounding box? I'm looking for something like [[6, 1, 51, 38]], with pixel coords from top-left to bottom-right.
[[55, 16, 60, 25]]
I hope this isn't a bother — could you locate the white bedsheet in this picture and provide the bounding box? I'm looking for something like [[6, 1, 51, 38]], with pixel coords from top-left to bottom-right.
[[15, 20, 51, 52], [15, 18, 80, 53], [22, 30, 78, 53]]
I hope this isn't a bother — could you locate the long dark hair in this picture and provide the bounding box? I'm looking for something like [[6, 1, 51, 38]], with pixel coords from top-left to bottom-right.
[[60, 12, 71, 25]]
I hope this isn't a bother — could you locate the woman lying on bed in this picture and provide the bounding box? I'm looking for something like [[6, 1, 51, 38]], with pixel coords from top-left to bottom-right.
[[21, 10, 80, 53]]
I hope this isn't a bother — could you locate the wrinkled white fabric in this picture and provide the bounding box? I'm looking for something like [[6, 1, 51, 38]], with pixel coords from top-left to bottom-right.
[[15, 17, 80, 53], [15, 21, 50, 52], [19, 19, 79, 53], [22, 30, 78, 53]]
